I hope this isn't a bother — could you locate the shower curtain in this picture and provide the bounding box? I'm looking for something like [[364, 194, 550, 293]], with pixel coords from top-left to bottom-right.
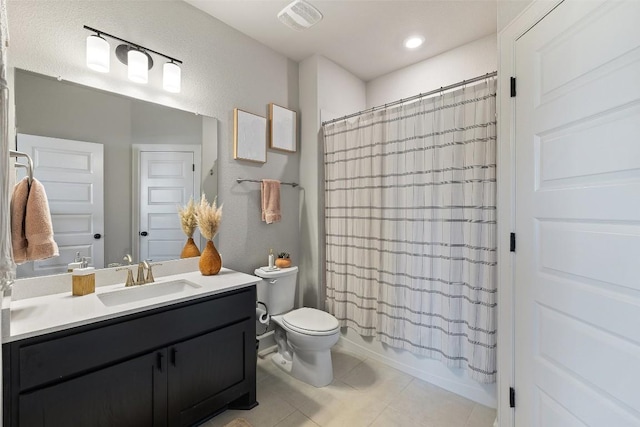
[[323, 78, 497, 383]]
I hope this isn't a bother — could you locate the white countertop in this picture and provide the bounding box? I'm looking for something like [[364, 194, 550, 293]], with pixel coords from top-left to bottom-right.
[[5, 268, 259, 343]]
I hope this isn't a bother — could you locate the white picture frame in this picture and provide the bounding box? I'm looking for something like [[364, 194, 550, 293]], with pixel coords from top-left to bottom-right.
[[234, 108, 267, 163], [269, 103, 297, 153]]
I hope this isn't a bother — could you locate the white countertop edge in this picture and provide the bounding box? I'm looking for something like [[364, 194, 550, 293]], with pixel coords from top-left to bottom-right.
[[4, 268, 260, 343]]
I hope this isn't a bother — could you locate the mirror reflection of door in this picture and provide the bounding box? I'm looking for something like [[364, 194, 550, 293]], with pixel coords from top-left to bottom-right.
[[16, 134, 104, 277], [135, 145, 201, 262]]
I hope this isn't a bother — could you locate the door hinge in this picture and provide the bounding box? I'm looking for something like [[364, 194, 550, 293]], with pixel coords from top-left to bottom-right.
[[510, 77, 516, 97], [509, 387, 516, 408], [192, 164, 195, 172], [510, 233, 516, 252]]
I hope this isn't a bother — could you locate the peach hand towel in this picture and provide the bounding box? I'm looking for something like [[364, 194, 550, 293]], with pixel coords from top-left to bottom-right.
[[25, 178, 59, 261], [10, 177, 29, 264], [261, 179, 281, 224]]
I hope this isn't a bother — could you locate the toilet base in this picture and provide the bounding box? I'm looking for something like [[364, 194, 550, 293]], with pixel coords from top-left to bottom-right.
[[271, 346, 334, 388], [271, 352, 293, 374], [291, 347, 334, 387]]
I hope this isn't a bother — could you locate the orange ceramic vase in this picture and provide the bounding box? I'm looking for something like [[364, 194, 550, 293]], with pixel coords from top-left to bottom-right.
[[275, 258, 292, 268], [199, 240, 222, 275], [180, 237, 201, 258]]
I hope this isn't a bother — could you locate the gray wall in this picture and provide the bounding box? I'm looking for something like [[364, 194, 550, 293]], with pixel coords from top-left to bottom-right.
[[497, 0, 534, 31], [366, 34, 497, 108], [7, 0, 300, 275], [298, 55, 366, 308], [14, 70, 202, 266]]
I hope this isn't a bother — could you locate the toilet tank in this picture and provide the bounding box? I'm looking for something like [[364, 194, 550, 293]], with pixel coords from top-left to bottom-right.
[[254, 266, 299, 315]]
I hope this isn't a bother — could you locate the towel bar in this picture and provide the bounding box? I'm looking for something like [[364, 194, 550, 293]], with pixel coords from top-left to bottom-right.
[[236, 178, 298, 188], [9, 150, 34, 185]]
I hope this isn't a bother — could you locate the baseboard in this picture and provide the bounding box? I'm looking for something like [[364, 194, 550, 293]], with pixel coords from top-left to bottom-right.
[[258, 345, 277, 359], [335, 336, 497, 408]]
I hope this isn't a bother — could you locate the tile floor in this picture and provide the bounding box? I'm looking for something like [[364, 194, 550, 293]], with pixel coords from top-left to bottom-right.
[[202, 347, 496, 427]]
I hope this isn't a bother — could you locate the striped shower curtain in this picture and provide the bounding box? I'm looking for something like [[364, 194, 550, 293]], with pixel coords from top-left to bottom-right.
[[323, 79, 497, 383]]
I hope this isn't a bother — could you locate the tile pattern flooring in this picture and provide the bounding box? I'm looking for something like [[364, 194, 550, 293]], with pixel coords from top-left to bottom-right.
[[202, 348, 496, 427]]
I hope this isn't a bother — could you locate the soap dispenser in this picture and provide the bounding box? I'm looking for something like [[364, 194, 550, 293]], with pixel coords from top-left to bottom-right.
[[68, 252, 83, 272], [72, 257, 96, 296]]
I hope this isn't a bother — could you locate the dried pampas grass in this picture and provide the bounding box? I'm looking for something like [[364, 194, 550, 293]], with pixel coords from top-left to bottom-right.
[[196, 195, 223, 240], [178, 197, 198, 238]]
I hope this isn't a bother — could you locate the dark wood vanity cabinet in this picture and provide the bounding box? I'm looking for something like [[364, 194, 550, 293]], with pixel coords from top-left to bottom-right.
[[3, 286, 258, 427], [19, 351, 165, 427]]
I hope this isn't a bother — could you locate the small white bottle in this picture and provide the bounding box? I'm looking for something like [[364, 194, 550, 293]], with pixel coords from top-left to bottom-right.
[[268, 248, 275, 269]]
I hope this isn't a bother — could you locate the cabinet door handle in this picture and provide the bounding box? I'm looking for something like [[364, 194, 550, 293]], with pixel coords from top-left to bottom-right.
[[156, 352, 164, 372], [171, 348, 178, 366]]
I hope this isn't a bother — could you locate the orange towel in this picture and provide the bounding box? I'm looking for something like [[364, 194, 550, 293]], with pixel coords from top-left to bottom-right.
[[261, 179, 281, 224], [11, 177, 59, 264], [10, 177, 29, 264], [25, 178, 59, 261]]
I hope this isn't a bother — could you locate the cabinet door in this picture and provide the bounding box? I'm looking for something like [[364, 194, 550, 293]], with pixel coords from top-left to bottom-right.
[[19, 350, 168, 427], [168, 321, 253, 426]]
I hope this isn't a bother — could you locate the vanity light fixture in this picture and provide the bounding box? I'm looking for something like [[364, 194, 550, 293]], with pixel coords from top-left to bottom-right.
[[83, 25, 182, 92], [403, 35, 425, 50], [86, 33, 110, 73], [127, 49, 149, 84], [163, 61, 181, 93]]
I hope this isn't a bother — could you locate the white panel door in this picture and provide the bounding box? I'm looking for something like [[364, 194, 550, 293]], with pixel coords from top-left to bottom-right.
[[515, 0, 640, 425], [17, 134, 104, 277], [139, 151, 196, 261]]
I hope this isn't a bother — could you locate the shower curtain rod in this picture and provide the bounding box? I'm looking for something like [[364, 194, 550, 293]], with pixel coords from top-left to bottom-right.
[[321, 71, 497, 126]]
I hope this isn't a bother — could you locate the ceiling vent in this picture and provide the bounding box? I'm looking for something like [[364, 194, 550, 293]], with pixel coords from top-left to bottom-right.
[[277, 0, 323, 31]]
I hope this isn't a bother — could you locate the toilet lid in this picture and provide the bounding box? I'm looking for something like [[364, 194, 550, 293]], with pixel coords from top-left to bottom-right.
[[282, 307, 340, 335]]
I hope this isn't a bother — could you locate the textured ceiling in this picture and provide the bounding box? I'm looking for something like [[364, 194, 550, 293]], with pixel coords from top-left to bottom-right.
[[184, 0, 497, 82]]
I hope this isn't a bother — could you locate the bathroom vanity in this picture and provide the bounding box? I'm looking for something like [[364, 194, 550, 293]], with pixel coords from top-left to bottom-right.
[[2, 268, 259, 427]]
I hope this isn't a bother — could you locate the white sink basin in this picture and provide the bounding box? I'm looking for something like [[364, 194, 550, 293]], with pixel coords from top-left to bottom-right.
[[97, 280, 202, 307]]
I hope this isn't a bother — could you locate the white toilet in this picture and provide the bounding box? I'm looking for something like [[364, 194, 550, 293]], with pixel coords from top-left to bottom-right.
[[254, 266, 340, 387]]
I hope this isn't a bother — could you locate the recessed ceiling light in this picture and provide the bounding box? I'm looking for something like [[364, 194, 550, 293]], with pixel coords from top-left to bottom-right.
[[404, 35, 425, 50]]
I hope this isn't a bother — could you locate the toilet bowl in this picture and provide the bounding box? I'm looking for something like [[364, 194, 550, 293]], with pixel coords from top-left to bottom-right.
[[271, 307, 340, 387], [254, 267, 340, 387]]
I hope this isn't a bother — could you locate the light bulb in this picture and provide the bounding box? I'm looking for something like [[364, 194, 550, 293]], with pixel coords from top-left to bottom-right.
[[163, 62, 181, 93], [128, 49, 148, 84], [86, 35, 110, 73]]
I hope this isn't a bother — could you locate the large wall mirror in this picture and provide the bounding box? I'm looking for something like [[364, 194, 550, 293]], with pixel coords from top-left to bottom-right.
[[13, 69, 218, 278]]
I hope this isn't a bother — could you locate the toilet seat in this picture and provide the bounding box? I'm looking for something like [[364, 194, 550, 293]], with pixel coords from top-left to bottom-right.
[[282, 307, 340, 336]]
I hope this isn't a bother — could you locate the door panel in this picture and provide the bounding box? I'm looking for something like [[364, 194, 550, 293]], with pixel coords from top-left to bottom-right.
[[18, 351, 166, 427], [514, 0, 640, 425], [16, 134, 104, 276], [139, 151, 195, 261], [168, 322, 248, 426]]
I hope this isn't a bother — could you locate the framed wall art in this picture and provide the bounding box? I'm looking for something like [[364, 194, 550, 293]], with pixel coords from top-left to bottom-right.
[[234, 108, 267, 163], [269, 103, 297, 153]]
